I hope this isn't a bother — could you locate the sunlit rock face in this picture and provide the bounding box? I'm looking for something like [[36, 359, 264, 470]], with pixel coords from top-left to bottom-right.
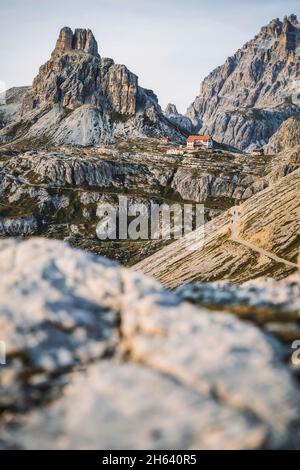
[[186, 15, 300, 152], [53, 27, 99, 56], [1, 141, 298, 264], [21, 27, 137, 117], [0, 27, 184, 146], [164, 103, 192, 133]]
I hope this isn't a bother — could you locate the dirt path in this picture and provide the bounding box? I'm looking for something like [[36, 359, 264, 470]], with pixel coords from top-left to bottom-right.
[[230, 206, 298, 269]]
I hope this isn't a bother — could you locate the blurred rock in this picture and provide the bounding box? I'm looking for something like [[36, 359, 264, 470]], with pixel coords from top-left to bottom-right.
[[0, 238, 300, 449]]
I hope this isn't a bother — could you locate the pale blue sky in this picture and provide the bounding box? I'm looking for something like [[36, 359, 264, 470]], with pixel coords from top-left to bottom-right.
[[0, 0, 299, 112]]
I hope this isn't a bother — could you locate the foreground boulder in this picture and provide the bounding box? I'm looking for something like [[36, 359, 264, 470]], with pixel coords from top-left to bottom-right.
[[0, 238, 300, 449], [177, 276, 300, 345]]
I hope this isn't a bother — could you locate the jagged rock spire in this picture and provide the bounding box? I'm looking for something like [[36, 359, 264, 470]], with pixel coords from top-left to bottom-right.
[[53, 27, 99, 57], [4, 25, 185, 145], [165, 103, 179, 116], [55, 26, 73, 51], [186, 14, 300, 152], [285, 14, 298, 25]]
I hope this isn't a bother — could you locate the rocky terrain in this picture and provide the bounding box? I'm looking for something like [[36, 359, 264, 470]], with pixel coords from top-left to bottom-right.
[[0, 15, 300, 451], [0, 27, 186, 147], [135, 168, 300, 286], [3, 16, 300, 155], [0, 87, 30, 129], [177, 275, 300, 345], [1, 139, 298, 265], [186, 15, 300, 152], [1, 238, 300, 449], [164, 103, 192, 133], [264, 116, 300, 153]]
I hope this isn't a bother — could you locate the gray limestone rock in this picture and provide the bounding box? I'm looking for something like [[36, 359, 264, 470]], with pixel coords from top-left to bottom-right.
[[186, 15, 300, 151], [0, 238, 300, 449], [0, 28, 184, 146]]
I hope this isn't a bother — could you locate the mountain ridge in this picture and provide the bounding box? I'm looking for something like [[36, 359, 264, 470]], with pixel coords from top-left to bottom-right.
[[186, 14, 300, 152], [2, 17, 300, 152], [0, 27, 187, 147]]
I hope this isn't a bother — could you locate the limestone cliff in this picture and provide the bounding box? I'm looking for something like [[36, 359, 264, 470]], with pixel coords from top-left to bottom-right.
[[186, 15, 300, 152], [164, 103, 192, 133], [0, 27, 184, 146]]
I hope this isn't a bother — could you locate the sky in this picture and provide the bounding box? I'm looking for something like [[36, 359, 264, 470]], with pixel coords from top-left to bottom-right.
[[0, 0, 299, 113]]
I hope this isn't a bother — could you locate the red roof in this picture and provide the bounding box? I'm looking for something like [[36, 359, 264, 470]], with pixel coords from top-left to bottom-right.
[[187, 135, 212, 142]]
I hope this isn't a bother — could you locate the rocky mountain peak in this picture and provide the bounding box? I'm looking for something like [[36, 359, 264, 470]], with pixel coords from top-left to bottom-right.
[[285, 14, 299, 26], [260, 15, 299, 42], [0, 26, 184, 146], [164, 103, 192, 133], [53, 26, 99, 57], [165, 103, 179, 116], [186, 14, 300, 152]]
